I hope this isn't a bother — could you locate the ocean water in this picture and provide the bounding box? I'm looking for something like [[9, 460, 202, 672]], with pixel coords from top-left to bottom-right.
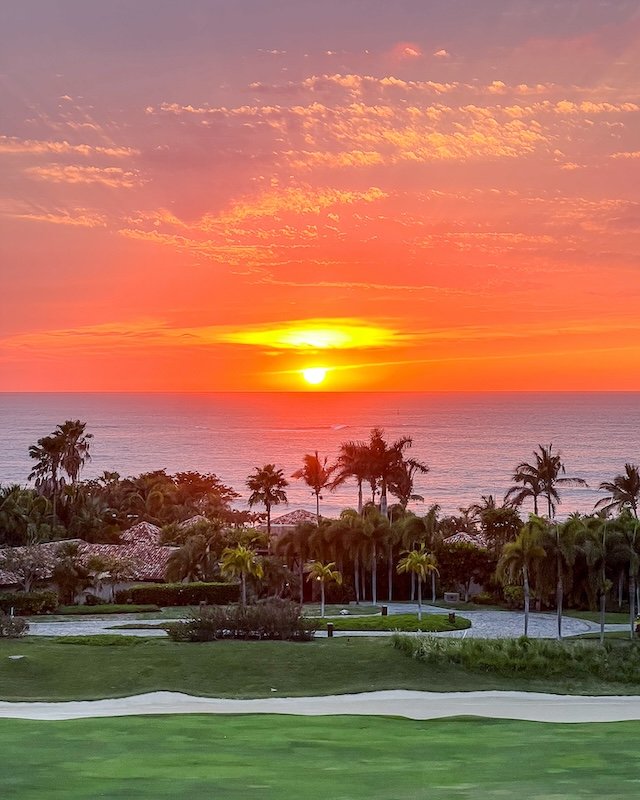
[[1, 392, 638, 519]]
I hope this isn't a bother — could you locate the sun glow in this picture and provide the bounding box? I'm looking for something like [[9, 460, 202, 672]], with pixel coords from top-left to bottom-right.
[[302, 367, 328, 385], [220, 319, 401, 350]]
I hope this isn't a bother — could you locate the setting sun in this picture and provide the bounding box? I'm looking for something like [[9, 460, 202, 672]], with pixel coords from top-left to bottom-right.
[[302, 367, 328, 385]]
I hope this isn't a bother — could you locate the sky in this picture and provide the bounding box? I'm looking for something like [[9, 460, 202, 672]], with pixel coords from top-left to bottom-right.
[[1, 0, 640, 392]]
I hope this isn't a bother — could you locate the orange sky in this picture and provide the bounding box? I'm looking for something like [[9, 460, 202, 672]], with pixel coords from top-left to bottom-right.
[[1, 1, 640, 391]]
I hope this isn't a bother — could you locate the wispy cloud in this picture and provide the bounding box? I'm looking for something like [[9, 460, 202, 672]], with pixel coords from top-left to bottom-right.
[[25, 164, 142, 188]]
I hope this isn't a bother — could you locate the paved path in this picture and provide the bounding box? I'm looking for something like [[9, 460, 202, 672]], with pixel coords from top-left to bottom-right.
[[2, 690, 640, 722], [24, 606, 631, 639]]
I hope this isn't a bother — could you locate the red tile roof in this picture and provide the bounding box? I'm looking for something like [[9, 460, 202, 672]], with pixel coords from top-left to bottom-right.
[[270, 509, 320, 526]]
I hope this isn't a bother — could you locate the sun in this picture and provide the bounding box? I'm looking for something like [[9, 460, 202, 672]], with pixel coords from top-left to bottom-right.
[[302, 367, 327, 385]]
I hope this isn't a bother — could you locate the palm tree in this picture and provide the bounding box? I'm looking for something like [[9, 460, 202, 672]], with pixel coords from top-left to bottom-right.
[[361, 505, 390, 605], [367, 428, 416, 518], [56, 420, 93, 484], [609, 512, 640, 639], [396, 546, 438, 621], [220, 544, 264, 606], [166, 535, 214, 583], [580, 514, 611, 644], [544, 513, 582, 639], [388, 457, 429, 509], [304, 561, 342, 618], [246, 465, 288, 538], [291, 452, 335, 525], [330, 441, 370, 514], [497, 517, 546, 636], [29, 434, 65, 522], [275, 521, 314, 605], [506, 444, 587, 519], [401, 505, 440, 601], [596, 464, 640, 519]]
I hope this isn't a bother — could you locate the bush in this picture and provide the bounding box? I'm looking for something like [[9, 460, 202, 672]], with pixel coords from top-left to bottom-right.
[[503, 585, 524, 609], [114, 582, 239, 607], [392, 634, 640, 684], [83, 593, 103, 606], [0, 612, 29, 638], [167, 598, 318, 642], [473, 592, 496, 606], [57, 604, 161, 615], [0, 590, 58, 616]]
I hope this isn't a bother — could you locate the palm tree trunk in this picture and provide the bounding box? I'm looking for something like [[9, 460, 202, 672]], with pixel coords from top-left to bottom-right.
[[417, 578, 422, 622], [630, 569, 636, 640], [410, 572, 415, 602], [618, 570, 624, 608], [556, 550, 563, 640], [354, 553, 360, 605], [321, 582, 325, 618], [299, 558, 304, 606], [599, 588, 606, 645], [241, 573, 246, 607], [371, 542, 377, 606], [315, 492, 320, 526], [523, 564, 530, 637], [357, 481, 363, 515], [387, 543, 393, 602], [361, 567, 366, 603], [266, 503, 271, 538], [431, 570, 436, 603], [380, 481, 388, 518]]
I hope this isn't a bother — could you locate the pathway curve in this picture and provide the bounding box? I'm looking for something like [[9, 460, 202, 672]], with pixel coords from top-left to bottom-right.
[[24, 606, 629, 639], [2, 690, 640, 722]]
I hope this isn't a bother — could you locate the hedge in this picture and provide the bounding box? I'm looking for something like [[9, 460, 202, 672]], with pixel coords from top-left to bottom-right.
[[114, 582, 240, 606], [0, 590, 58, 615], [167, 599, 318, 642]]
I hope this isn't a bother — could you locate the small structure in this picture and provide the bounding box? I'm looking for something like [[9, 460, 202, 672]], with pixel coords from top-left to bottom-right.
[[259, 509, 321, 539]]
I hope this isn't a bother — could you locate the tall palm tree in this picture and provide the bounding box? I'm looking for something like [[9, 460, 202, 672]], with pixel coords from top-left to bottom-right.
[[246, 464, 288, 538], [219, 544, 264, 606], [580, 514, 611, 644], [28, 434, 65, 523], [275, 521, 314, 605], [401, 505, 440, 601], [609, 512, 640, 639], [544, 513, 582, 639], [367, 428, 414, 518], [361, 505, 390, 605], [330, 441, 370, 514], [596, 464, 640, 519], [497, 517, 546, 636], [166, 535, 215, 583], [506, 444, 587, 519], [56, 419, 93, 484], [291, 451, 335, 525], [304, 560, 342, 618], [396, 545, 439, 621], [388, 457, 430, 509]]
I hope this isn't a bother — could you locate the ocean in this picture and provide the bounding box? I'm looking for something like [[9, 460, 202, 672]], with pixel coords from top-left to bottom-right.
[[1, 392, 638, 520]]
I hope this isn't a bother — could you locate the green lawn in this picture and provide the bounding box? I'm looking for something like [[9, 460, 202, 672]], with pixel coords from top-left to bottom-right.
[[1, 715, 639, 799], [319, 612, 471, 632], [2, 637, 640, 701], [565, 609, 632, 624], [303, 603, 380, 616]]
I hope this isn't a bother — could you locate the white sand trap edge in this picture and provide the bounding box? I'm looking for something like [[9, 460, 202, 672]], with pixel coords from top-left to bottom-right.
[[2, 690, 640, 722]]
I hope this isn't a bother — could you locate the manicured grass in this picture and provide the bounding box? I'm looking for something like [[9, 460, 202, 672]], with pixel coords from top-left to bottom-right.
[[2, 637, 640, 701], [319, 613, 471, 632], [2, 715, 640, 798], [303, 603, 380, 616], [56, 604, 161, 615], [565, 609, 632, 624]]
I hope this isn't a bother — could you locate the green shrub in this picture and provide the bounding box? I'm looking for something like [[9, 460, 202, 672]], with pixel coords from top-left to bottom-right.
[[503, 585, 524, 609], [57, 604, 161, 615], [114, 582, 239, 607], [0, 612, 29, 638], [83, 593, 102, 606], [392, 634, 640, 684], [0, 590, 58, 616], [473, 592, 496, 606], [167, 598, 318, 642]]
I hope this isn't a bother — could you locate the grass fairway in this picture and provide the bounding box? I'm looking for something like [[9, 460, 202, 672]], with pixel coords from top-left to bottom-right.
[[3, 637, 640, 700], [1, 715, 639, 799]]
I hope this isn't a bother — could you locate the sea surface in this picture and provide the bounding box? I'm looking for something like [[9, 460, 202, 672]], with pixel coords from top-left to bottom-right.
[[1, 393, 638, 520]]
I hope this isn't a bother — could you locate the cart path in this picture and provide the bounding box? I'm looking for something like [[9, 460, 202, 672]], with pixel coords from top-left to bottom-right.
[[2, 690, 640, 722]]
